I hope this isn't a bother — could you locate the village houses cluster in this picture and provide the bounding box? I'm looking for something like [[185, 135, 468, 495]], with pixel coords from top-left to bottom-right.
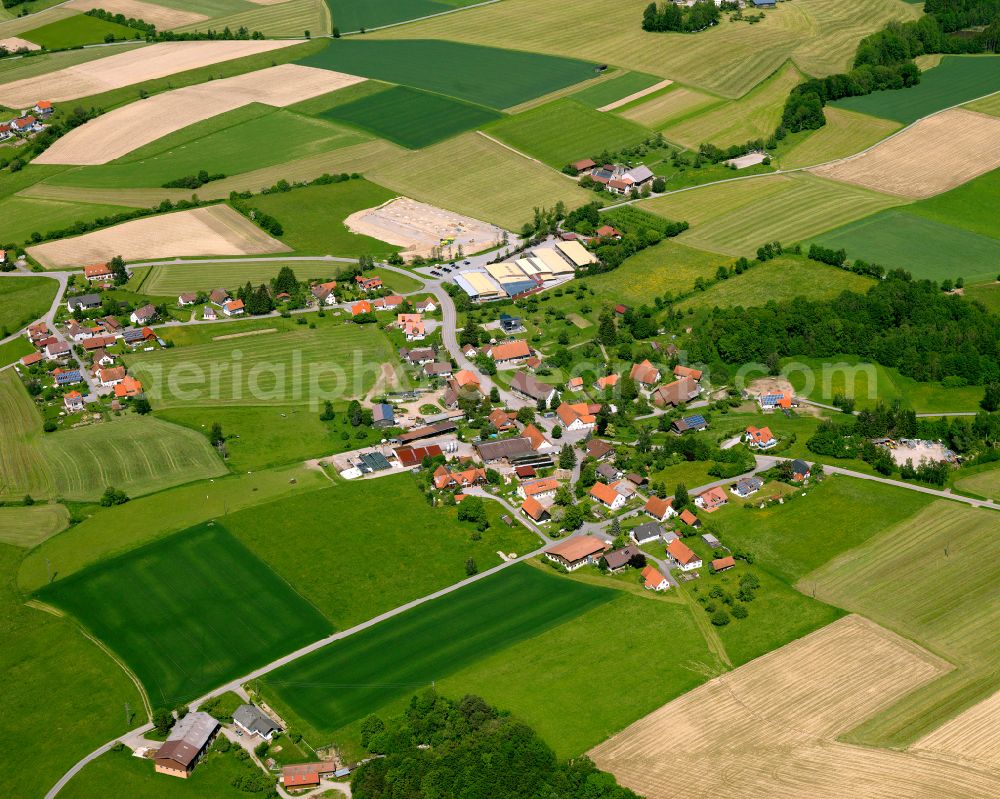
[[0, 99, 51, 143]]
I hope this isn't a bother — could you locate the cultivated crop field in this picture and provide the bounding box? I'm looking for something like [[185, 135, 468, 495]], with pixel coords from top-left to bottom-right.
[[126, 321, 394, 407], [0, 275, 58, 334], [325, 0, 481, 33], [570, 70, 663, 109], [37, 523, 333, 705], [618, 84, 720, 129], [370, 0, 921, 99], [0, 503, 69, 547], [779, 107, 900, 169], [589, 615, 1000, 799], [834, 55, 1000, 124], [486, 98, 651, 168], [318, 85, 501, 149], [0, 44, 146, 87], [260, 565, 615, 744], [913, 689, 1000, 769], [806, 502, 1000, 748], [904, 165, 1000, 239], [298, 38, 597, 110], [643, 173, 903, 256], [27, 205, 290, 268], [175, 0, 330, 38], [809, 209, 1000, 284]]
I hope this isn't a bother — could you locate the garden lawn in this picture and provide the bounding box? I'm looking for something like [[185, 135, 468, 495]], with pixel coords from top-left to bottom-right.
[[0, 195, 133, 244], [486, 98, 651, 169], [0, 274, 58, 334], [259, 564, 615, 746], [0, 337, 34, 367], [298, 39, 597, 110], [244, 179, 401, 256], [0, 503, 69, 547], [49, 106, 369, 189], [678, 256, 874, 309], [0, 544, 143, 799], [808, 209, 1000, 285], [318, 85, 501, 149], [649, 460, 719, 493], [20, 13, 143, 48], [570, 70, 663, 108], [806, 501, 1000, 748], [779, 107, 900, 169], [37, 523, 333, 706], [326, 0, 481, 32], [225, 474, 543, 628], [126, 316, 395, 407], [833, 55, 1000, 124]]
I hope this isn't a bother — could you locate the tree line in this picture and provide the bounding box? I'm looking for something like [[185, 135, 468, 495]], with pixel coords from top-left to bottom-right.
[[642, 0, 720, 33]]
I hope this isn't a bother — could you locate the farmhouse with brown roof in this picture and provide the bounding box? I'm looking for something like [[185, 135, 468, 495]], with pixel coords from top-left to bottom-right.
[[545, 535, 607, 571]]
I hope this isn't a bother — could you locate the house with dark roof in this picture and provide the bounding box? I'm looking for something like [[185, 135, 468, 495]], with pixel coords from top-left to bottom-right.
[[653, 377, 700, 408], [233, 704, 281, 741], [671, 414, 708, 434], [732, 476, 764, 498], [790, 459, 812, 481], [630, 521, 663, 545], [373, 403, 395, 428], [603, 544, 642, 572], [586, 438, 613, 460], [510, 371, 557, 405], [66, 293, 102, 312]]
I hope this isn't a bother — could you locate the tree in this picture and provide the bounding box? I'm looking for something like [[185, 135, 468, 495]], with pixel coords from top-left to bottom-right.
[[320, 400, 335, 421], [348, 400, 363, 427], [132, 397, 152, 415], [558, 444, 576, 470], [552, 424, 563, 439], [710, 610, 730, 626], [516, 406, 535, 425], [459, 319, 483, 348], [360, 714, 385, 748], [23, 494, 34, 506], [597, 310, 617, 346], [210, 422, 224, 445], [100, 486, 129, 507], [272, 265, 299, 296], [152, 708, 173, 736], [562, 503, 585, 530], [465, 557, 478, 576], [674, 482, 688, 509], [457, 496, 488, 529], [109, 255, 128, 285], [982, 382, 1000, 412]]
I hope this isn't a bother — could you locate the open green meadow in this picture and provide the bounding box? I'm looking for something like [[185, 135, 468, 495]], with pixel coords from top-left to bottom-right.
[[833, 55, 1000, 124], [317, 85, 501, 149], [782, 354, 986, 413], [38, 523, 332, 706], [965, 88, 1000, 116], [260, 564, 615, 746], [0, 195, 133, 244], [172, 0, 330, 37], [0, 275, 58, 334], [643, 173, 904, 256], [809, 209, 1000, 285], [326, 0, 481, 33], [618, 84, 721, 129], [660, 62, 801, 149], [903, 166, 1000, 240], [242, 178, 401, 256], [953, 464, 1000, 500], [779, 107, 900, 169], [966, 281, 1000, 314], [50, 106, 370, 190], [806, 501, 1000, 747], [678, 256, 874, 309], [370, 0, 920, 99], [486, 98, 651, 168], [226, 474, 543, 627], [0, 337, 34, 367], [287, 78, 386, 115], [367, 132, 593, 230], [0, 544, 144, 799], [570, 70, 663, 108], [126, 321, 395, 407], [0, 368, 57, 500], [298, 38, 597, 109], [0, 503, 69, 547], [20, 13, 142, 49]]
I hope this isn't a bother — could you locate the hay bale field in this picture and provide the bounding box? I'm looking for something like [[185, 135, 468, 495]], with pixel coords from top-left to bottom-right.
[[64, 0, 208, 29], [27, 205, 289, 268], [36, 64, 363, 165], [369, 0, 921, 99], [0, 39, 302, 107], [811, 108, 1000, 199], [0, 5, 76, 38], [366, 132, 593, 231], [618, 85, 720, 129], [641, 173, 903, 256], [0, 504, 69, 547], [591, 615, 1000, 798], [779, 107, 900, 169]]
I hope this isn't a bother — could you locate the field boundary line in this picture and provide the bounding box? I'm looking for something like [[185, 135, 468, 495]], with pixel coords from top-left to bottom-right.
[[598, 78, 674, 113], [674, 579, 732, 669], [336, 0, 500, 36], [475, 130, 578, 180]]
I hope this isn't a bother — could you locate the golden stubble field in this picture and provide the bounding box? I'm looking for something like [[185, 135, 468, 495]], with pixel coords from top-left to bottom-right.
[[590, 615, 1000, 798]]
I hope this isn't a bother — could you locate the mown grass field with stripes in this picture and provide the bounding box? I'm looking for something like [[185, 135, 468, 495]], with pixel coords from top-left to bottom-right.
[[0, 369, 55, 500], [173, 0, 330, 36], [570, 70, 663, 108], [618, 84, 720, 129], [125, 321, 395, 407], [0, 503, 69, 547], [139, 262, 297, 296], [370, 0, 921, 98], [779, 107, 900, 169], [641, 173, 904, 256], [806, 502, 1000, 749], [37, 523, 333, 705]]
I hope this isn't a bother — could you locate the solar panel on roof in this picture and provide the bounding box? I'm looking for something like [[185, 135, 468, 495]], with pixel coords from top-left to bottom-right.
[[359, 452, 392, 472], [684, 415, 706, 426]]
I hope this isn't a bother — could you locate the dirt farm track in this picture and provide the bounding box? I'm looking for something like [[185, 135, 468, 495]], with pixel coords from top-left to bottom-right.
[[590, 615, 1000, 798]]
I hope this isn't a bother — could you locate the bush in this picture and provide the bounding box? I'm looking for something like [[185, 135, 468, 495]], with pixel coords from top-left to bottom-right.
[[43, 420, 57, 432], [710, 610, 730, 626], [731, 603, 748, 619]]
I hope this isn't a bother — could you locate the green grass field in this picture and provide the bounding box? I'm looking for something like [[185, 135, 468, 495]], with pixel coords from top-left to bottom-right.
[[242, 178, 401, 256], [0, 337, 34, 367], [642, 173, 904, 256], [326, 0, 481, 33], [317, 84, 501, 149], [570, 70, 663, 108], [486, 98, 651, 168], [0, 275, 58, 334], [661, 62, 802, 148], [954, 464, 1000, 500], [779, 107, 900, 169], [0, 368, 57, 500], [809, 209, 1000, 285], [833, 55, 1000, 124], [964, 88, 1000, 116], [0, 544, 144, 799], [38, 523, 332, 706], [126, 321, 395, 407], [806, 501, 1000, 748], [618, 84, 721, 129], [260, 564, 616, 746], [50, 106, 369, 190], [904, 166, 1000, 240], [0, 503, 69, 547], [0, 195, 133, 245], [172, 0, 329, 37], [226, 474, 543, 628], [966, 281, 1000, 314], [298, 38, 597, 110], [20, 13, 142, 49], [138, 262, 297, 296], [678, 255, 874, 309]]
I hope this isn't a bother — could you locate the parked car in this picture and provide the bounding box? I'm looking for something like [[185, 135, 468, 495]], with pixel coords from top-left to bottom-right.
[[463, 259, 471, 265]]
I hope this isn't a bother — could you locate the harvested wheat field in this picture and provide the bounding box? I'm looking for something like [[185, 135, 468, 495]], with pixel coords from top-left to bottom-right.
[[811, 108, 1000, 198], [0, 39, 301, 108], [0, 36, 40, 52], [345, 197, 504, 258], [27, 205, 288, 268], [64, 0, 207, 28], [36, 64, 362, 165], [591, 615, 1000, 798], [911, 689, 1000, 769]]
